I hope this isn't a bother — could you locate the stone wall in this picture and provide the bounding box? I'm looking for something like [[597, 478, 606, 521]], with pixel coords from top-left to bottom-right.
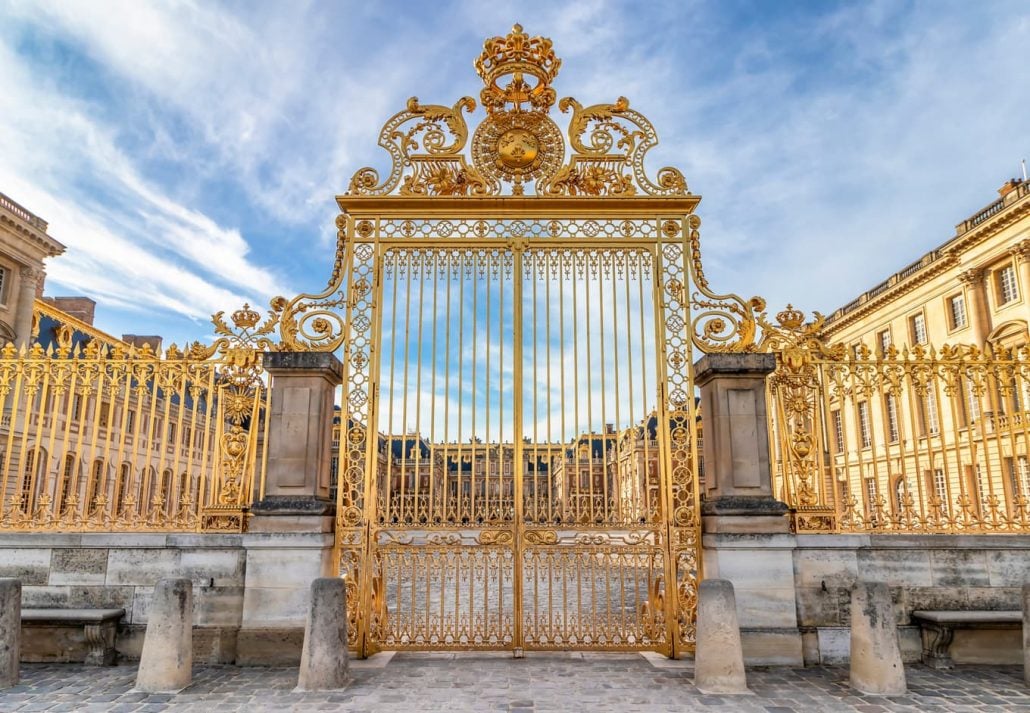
[[0, 532, 246, 664], [794, 533, 1030, 665]]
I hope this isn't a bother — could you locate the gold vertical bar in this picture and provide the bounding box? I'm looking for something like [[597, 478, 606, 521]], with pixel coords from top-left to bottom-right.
[[531, 251, 539, 523], [443, 252, 453, 523], [572, 251, 580, 522], [597, 251, 610, 524], [429, 250, 439, 523], [400, 250, 412, 523], [544, 251, 554, 526], [471, 250, 479, 521], [512, 241, 525, 656], [413, 249, 425, 524], [456, 256, 465, 521], [637, 252, 651, 521], [485, 249, 492, 520], [386, 249, 400, 523], [611, 252, 623, 524], [0, 352, 24, 522], [585, 254, 595, 523]]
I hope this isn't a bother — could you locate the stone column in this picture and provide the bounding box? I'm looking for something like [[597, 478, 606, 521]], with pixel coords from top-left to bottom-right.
[[0, 578, 20, 689], [239, 351, 342, 664], [849, 581, 906, 695], [1010, 241, 1030, 317], [296, 577, 349, 691], [694, 579, 747, 694], [958, 267, 990, 346], [695, 353, 802, 665], [1022, 582, 1030, 687], [13, 266, 40, 348], [136, 578, 193, 693]]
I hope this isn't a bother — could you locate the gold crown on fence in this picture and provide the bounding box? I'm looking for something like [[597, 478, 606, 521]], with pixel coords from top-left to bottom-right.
[[776, 304, 806, 329], [232, 303, 261, 329], [474, 23, 561, 113]]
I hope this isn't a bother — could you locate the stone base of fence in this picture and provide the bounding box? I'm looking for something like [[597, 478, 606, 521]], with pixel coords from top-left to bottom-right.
[[1, 529, 1027, 664]]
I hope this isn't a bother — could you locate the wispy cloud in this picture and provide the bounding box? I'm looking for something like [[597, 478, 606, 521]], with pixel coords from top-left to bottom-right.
[[0, 0, 1027, 346]]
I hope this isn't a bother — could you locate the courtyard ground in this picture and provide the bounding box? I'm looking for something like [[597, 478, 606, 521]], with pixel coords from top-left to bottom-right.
[[0, 652, 1027, 712]]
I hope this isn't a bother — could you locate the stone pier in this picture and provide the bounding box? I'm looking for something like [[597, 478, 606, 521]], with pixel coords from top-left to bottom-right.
[[1023, 583, 1030, 686], [135, 578, 193, 693], [0, 578, 20, 688], [239, 352, 342, 664], [694, 353, 802, 665], [694, 579, 748, 694], [296, 577, 349, 691], [850, 581, 906, 695]]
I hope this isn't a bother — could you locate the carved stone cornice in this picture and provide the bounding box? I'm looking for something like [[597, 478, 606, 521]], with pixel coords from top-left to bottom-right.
[[819, 254, 959, 338]]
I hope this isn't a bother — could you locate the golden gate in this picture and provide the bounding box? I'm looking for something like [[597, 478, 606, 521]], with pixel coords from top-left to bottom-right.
[[267, 24, 767, 657]]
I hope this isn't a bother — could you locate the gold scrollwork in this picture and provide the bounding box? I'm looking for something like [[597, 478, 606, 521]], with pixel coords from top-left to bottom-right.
[[348, 97, 491, 197], [523, 529, 558, 545], [540, 97, 687, 197], [479, 529, 514, 545]]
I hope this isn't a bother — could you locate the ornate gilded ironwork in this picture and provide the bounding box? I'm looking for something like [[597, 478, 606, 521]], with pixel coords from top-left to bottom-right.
[[766, 308, 1030, 534], [0, 301, 270, 533], [266, 23, 792, 658]]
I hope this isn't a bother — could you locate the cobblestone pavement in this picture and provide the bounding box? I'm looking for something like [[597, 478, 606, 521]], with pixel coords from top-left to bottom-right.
[[1, 653, 1027, 712]]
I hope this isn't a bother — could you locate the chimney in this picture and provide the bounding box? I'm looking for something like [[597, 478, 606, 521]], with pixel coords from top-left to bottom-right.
[[998, 178, 1021, 198], [44, 296, 97, 326], [122, 334, 163, 353]]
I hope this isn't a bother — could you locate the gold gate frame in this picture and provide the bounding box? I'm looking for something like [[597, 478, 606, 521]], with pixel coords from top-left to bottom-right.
[[265, 25, 768, 657]]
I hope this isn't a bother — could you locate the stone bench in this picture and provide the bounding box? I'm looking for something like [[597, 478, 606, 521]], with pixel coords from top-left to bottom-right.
[[21, 608, 125, 666], [911, 610, 1022, 669]]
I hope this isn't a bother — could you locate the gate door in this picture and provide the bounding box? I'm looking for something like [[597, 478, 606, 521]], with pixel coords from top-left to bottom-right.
[[269, 25, 767, 659]]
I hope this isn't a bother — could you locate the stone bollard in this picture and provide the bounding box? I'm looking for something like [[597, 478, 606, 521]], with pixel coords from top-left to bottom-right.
[[0, 578, 21, 689], [1023, 583, 1030, 687], [850, 581, 906, 695], [694, 579, 748, 694], [135, 578, 193, 693], [296, 577, 349, 691]]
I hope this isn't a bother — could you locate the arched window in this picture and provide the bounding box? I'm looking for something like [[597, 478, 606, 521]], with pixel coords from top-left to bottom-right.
[[86, 459, 105, 515], [893, 477, 908, 514], [161, 468, 174, 515], [58, 454, 79, 515], [20, 447, 47, 514], [115, 462, 133, 514]]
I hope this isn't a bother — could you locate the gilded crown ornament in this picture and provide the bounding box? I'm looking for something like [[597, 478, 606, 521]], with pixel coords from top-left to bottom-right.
[[344, 23, 688, 198], [474, 23, 561, 114]]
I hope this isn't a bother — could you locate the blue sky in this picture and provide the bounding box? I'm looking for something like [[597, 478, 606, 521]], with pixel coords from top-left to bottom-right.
[[0, 0, 1028, 348]]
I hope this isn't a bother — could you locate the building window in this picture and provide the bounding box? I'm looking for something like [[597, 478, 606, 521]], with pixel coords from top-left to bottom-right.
[[0, 266, 6, 305], [920, 390, 940, 436], [947, 294, 967, 330], [910, 313, 927, 345], [996, 263, 1018, 305], [864, 477, 878, 514], [1011, 455, 1030, 500], [831, 410, 844, 452], [884, 393, 900, 443], [857, 402, 871, 448], [878, 329, 892, 355], [966, 379, 981, 423], [894, 477, 907, 512], [933, 468, 948, 509], [975, 464, 990, 511]]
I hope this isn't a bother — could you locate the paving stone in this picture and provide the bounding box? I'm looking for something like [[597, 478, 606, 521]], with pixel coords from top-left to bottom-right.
[[0, 657, 1027, 711]]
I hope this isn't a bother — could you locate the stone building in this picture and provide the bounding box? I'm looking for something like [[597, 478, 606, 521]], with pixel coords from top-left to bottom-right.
[[821, 177, 1029, 352], [0, 192, 65, 346]]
